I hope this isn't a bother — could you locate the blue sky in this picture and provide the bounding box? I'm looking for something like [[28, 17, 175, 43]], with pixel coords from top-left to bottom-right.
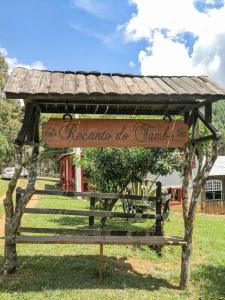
[[0, 0, 145, 73], [1, 0, 225, 84]]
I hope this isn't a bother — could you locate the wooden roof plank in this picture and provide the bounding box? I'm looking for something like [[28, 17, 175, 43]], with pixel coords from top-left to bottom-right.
[[4, 67, 28, 94], [132, 77, 156, 94], [143, 77, 167, 94], [124, 76, 145, 95], [111, 76, 131, 95], [191, 76, 220, 95], [98, 74, 119, 94], [171, 77, 199, 94], [86, 74, 104, 95], [161, 77, 188, 94], [200, 76, 225, 94], [34, 71, 52, 94], [74, 74, 88, 94], [153, 77, 177, 94], [63, 73, 76, 95], [49, 72, 64, 94], [20, 69, 43, 94], [180, 77, 207, 94]]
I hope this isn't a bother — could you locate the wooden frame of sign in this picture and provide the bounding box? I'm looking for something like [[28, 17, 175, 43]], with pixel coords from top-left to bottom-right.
[[42, 118, 189, 148]]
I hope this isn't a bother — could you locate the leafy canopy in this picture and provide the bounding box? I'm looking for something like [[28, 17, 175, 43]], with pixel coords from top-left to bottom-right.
[[77, 147, 178, 193]]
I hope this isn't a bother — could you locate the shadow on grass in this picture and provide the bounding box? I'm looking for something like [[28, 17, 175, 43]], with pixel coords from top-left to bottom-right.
[[50, 216, 88, 226], [0, 255, 178, 292], [51, 215, 153, 231], [192, 264, 225, 300]]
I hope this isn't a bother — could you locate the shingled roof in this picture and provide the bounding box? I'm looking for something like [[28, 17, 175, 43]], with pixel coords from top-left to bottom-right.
[[4, 67, 225, 115]]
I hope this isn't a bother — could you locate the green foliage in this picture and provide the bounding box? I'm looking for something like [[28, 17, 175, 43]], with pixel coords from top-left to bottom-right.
[[0, 133, 9, 170], [212, 101, 225, 153], [0, 133, 9, 156], [0, 53, 8, 92], [77, 147, 178, 193], [0, 55, 23, 168]]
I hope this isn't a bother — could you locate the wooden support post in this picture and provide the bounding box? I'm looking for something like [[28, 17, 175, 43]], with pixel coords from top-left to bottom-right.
[[89, 197, 96, 227], [205, 103, 212, 123], [15, 103, 34, 145], [99, 243, 104, 281]]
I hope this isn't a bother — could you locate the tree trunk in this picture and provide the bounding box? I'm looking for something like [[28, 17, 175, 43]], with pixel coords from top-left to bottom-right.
[[3, 144, 23, 274], [3, 234, 17, 274], [3, 144, 39, 274], [100, 199, 118, 226], [180, 219, 194, 289], [179, 141, 218, 289]]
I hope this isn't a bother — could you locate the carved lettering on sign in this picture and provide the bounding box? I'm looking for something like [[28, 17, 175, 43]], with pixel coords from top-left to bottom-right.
[[42, 119, 189, 148]]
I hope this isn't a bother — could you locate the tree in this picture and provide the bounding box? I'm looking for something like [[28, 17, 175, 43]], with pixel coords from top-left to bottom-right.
[[179, 140, 219, 289], [76, 147, 178, 224], [0, 53, 8, 92], [0, 54, 23, 167]]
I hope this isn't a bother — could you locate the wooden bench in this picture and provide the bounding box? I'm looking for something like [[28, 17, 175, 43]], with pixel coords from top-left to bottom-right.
[[16, 234, 186, 280]]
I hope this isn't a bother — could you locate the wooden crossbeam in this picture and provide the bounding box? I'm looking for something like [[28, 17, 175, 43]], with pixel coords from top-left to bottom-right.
[[23, 208, 163, 220], [18, 227, 149, 236], [19, 189, 156, 201], [16, 235, 187, 246]]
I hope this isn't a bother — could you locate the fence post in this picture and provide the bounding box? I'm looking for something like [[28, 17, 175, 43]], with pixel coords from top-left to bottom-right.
[[155, 181, 162, 235], [89, 197, 96, 227]]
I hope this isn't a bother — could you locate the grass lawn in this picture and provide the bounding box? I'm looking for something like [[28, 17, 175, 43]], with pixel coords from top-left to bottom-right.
[[0, 189, 225, 299]]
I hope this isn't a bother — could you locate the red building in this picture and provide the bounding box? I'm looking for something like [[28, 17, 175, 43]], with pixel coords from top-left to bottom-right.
[[57, 153, 86, 192]]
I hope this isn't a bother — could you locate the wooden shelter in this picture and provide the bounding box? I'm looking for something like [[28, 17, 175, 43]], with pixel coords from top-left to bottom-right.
[[3, 67, 225, 286]]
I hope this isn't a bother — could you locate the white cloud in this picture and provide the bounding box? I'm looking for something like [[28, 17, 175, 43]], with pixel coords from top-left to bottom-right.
[[139, 32, 196, 76], [0, 47, 46, 71], [72, 0, 108, 19], [125, 0, 225, 85]]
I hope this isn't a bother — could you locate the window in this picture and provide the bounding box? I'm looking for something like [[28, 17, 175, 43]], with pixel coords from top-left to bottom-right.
[[205, 179, 223, 200]]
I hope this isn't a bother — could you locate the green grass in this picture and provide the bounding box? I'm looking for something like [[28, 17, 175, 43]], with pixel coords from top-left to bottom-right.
[[0, 189, 225, 299], [0, 179, 9, 198]]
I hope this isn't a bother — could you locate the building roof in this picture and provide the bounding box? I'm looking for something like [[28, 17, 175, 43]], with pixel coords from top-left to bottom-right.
[[4, 67, 225, 115], [209, 156, 225, 176]]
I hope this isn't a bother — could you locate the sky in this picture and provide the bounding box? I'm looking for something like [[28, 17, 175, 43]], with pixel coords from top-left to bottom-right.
[[1, 0, 225, 85]]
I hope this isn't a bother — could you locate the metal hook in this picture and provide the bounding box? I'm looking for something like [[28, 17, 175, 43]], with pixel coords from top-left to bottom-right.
[[163, 113, 172, 122]]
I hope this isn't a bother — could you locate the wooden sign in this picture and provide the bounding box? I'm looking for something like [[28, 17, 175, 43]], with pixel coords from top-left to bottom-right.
[[42, 119, 189, 148]]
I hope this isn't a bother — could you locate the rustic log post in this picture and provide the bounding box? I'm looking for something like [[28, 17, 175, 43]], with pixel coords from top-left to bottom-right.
[[179, 140, 219, 289], [3, 144, 23, 274], [3, 104, 40, 275]]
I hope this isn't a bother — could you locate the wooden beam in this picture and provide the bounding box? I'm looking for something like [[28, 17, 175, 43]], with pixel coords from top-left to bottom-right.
[[19, 189, 156, 201], [15, 103, 34, 145], [23, 208, 163, 220], [205, 103, 212, 123], [197, 110, 221, 138], [17, 227, 149, 236], [16, 235, 187, 245]]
